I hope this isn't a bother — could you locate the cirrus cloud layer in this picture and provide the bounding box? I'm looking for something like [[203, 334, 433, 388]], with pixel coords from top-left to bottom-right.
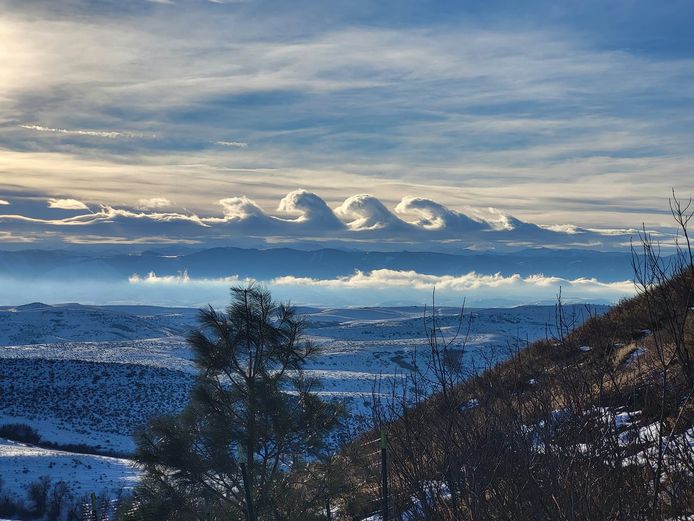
[[0, 0, 693, 237]]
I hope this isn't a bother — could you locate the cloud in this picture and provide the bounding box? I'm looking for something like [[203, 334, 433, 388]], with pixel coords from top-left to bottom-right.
[[218, 196, 269, 222], [271, 269, 635, 294], [126, 268, 636, 306], [0, 231, 35, 243], [544, 224, 582, 234], [0, 205, 211, 251], [0, 190, 646, 250], [19, 125, 149, 139], [137, 197, 173, 209], [1, 6, 693, 235], [474, 207, 517, 232], [0, 200, 9, 205], [395, 196, 486, 232], [130, 271, 191, 284], [47, 198, 89, 210], [64, 235, 201, 245], [335, 194, 410, 231], [215, 141, 248, 148], [277, 189, 344, 228], [129, 271, 240, 285]]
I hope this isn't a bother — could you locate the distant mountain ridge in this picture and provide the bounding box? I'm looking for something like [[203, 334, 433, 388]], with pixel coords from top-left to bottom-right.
[[0, 247, 643, 282]]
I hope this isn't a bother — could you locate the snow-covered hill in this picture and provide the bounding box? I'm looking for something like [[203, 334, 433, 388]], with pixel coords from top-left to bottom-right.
[[0, 303, 199, 345], [0, 302, 608, 507], [0, 438, 138, 506]]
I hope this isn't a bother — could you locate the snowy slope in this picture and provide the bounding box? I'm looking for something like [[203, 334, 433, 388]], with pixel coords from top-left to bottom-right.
[[0, 303, 199, 345], [0, 439, 138, 502], [0, 302, 607, 504], [0, 303, 607, 447]]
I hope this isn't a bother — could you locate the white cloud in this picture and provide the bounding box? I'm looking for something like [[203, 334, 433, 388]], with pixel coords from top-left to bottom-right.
[[0, 199, 9, 205], [215, 141, 248, 148], [395, 196, 485, 231], [544, 224, 582, 234], [218, 196, 268, 221], [472, 207, 517, 231], [129, 271, 241, 285], [126, 268, 636, 306], [19, 125, 148, 139], [47, 198, 89, 210], [270, 270, 635, 294], [130, 271, 191, 284], [0, 190, 646, 250], [0, 231, 35, 243], [277, 189, 344, 228], [334, 194, 408, 231], [137, 197, 173, 209]]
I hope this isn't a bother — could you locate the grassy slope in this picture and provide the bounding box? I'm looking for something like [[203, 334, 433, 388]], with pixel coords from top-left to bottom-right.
[[338, 274, 694, 520]]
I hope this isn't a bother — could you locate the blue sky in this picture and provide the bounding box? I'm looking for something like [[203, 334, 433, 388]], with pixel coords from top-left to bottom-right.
[[0, 0, 693, 250]]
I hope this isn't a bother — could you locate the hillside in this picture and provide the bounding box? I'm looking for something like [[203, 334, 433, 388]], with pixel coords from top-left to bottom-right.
[[0, 302, 607, 517], [0, 303, 199, 345], [335, 269, 694, 520]]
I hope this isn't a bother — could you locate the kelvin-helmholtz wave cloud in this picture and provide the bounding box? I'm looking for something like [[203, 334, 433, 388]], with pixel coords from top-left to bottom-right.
[[0, 189, 641, 251]]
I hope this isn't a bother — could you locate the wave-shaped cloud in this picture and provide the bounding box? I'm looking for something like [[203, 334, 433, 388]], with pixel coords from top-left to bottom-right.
[[395, 196, 487, 232], [0, 190, 641, 250], [218, 196, 268, 222], [277, 189, 345, 229], [335, 194, 409, 231]]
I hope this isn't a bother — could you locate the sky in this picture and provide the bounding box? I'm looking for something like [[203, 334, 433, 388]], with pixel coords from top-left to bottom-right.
[[1, 0, 693, 252]]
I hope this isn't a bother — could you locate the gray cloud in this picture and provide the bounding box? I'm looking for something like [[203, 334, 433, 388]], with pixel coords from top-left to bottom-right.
[[136, 197, 173, 210]]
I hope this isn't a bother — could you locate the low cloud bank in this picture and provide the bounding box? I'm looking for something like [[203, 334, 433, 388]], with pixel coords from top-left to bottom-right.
[[121, 269, 634, 307], [0, 268, 635, 307]]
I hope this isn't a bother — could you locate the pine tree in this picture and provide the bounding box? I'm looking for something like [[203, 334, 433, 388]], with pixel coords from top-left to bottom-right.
[[133, 285, 344, 520]]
